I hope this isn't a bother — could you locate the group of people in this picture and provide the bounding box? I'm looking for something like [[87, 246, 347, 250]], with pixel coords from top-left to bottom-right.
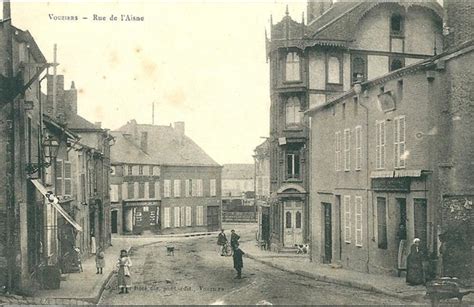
[[217, 229, 245, 279], [93, 247, 133, 294]]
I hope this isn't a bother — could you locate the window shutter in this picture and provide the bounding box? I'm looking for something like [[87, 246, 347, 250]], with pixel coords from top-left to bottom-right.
[[55, 160, 63, 195], [197, 206, 203, 225], [344, 196, 351, 243], [164, 207, 170, 228], [174, 207, 180, 227], [186, 206, 191, 226], [355, 196, 363, 246]]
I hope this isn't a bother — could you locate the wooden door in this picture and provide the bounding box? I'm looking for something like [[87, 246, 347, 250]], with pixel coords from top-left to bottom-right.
[[323, 203, 332, 263], [207, 206, 220, 231]]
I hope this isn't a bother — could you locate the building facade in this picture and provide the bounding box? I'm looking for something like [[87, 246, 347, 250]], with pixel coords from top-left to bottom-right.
[[254, 139, 271, 246], [221, 164, 255, 199], [306, 1, 473, 278], [266, 0, 444, 251], [110, 120, 222, 235]]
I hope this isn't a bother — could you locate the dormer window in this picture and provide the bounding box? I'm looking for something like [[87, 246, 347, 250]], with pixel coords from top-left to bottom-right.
[[285, 96, 301, 127], [390, 14, 403, 36], [285, 52, 300, 82], [351, 55, 366, 84]]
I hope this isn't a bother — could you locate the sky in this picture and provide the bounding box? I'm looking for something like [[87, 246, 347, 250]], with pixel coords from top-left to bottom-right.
[[8, 0, 307, 165]]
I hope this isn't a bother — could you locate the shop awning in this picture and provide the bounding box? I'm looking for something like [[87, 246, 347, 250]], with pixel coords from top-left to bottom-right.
[[31, 179, 83, 232]]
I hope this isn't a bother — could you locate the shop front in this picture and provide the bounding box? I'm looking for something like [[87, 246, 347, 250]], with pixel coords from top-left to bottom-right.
[[123, 201, 160, 234]]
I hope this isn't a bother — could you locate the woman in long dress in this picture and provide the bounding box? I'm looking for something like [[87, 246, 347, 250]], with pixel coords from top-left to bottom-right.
[[116, 249, 132, 294], [406, 238, 425, 285]]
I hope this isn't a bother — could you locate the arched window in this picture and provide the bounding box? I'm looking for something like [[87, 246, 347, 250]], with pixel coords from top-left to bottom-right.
[[285, 97, 301, 126], [296, 211, 302, 229], [391, 14, 403, 35], [328, 56, 341, 84], [285, 52, 300, 81], [352, 56, 366, 83], [390, 58, 404, 71], [285, 211, 292, 228]]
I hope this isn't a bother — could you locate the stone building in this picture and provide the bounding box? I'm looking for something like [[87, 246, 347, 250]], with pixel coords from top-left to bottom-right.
[[266, 0, 444, 251], [110, 120, 222, 235], [306, 0, 473, 278]]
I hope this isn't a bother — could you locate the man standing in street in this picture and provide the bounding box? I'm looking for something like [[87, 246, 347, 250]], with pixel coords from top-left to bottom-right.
[[230, 229, 240, 250], [232, 243, 245, 279], [217, 229, 228, 256]]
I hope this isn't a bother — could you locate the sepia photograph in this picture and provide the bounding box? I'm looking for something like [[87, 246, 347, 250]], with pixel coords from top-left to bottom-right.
[[0, 0, 473, 305]]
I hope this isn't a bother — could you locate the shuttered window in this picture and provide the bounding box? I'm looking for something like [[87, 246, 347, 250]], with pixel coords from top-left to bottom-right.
[[355, 126, 362, 170], [185, 206, 192, 226], [64, 161, 72, 196], [55, 159, 63, 195], [394, 116, 406, 169], [210, 179, 216, 197], [376, 120, 386, 169], [174, 207, 180, 227], [344, 129, 351, 171], [344, 195, 351, 243], [355, 196, 363, 247], [174, 180, 181, 197], [164, 180, 171, 198], [196, 206, 204, 226], [163, 207, 170, 228]]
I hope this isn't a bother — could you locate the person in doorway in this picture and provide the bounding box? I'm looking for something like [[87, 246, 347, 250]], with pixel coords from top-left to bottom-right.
[[232, 243, 245, 279], [116, 249, 132, 294], [217, 229, 228, 256], [397, 223, 408, 275], [406, 238, 425, 285], [90, 233, 97, 255], [230, 229, 240, 250], [96, 246, 105, 274]]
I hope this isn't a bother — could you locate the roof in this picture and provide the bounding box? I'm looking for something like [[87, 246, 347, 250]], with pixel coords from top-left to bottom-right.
[[268, 1, 444, 53], [222, 164, 254, 180], [67, 113, 103, 131], [0, 21, 48, 64], [110, 131, 155, 165], [112, 122, 220, 167]]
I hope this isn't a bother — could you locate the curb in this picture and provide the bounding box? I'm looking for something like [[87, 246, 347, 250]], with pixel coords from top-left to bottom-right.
[[246, 253, 425, 303]]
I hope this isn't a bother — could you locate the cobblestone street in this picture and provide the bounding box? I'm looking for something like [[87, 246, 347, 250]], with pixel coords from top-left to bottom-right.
[[99, 234, 422, 305]]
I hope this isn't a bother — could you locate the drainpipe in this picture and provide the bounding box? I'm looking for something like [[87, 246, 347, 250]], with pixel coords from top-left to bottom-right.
[[354, 79, 371, 273]]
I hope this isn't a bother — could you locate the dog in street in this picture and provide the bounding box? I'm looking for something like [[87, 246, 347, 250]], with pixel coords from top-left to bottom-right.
[[295, 244, 309, 254]]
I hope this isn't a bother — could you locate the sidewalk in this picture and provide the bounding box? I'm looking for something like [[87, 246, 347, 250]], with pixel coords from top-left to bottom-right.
[[241, 241, 474, 304]]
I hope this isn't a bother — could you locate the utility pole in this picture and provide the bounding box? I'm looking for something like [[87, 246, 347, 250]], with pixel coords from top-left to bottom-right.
[[3, 0, 16, 292], [52, 44, 57, 117]]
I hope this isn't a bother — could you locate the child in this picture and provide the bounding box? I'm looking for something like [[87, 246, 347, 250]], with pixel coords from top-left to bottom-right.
[[116, 249, 132, 294], [95, 247, 105, 274], [232, 243, 245, 279]]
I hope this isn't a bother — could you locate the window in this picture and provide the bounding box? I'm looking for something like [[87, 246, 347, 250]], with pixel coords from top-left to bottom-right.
[[335, 131, 341, 171], [110, 185, 119, 202], [328, 56, 341, 84], [196, 206, 204, 225], [127, 182, 134, 199], [285, 211, 292, 228], [394, 116, 406, 168], [191, 180, 198, 197], [344, 129, 350, 171], [180, 207, 185, 227], [149, 181, 155, 198], [377, 197, 388, 249], [375, 120, 386, 169], [287, 150, 300, 179], [344, 195, 351, 243], [174, 207, 180, 227], [285, 97, 301, 127], [55, 159, 63, 195], [154, 182, 160, 199], [64, 161, 72, 196], [390, 58, 404, 72], [164, 180, 171, 198], [185, 179, 191, 197], [127, 165, 133, 175], [285, 52, 300, 81], [139, 165, 144, 175], [210, 179, 216, 197], [355, 196, 363, 247], [185, 206, 191, 226], [197, 179, 203, 197], [174, 180, 181, 197], [296, 211, 302, 229], [164, 207, 170, 228], [139, 182, 145, 198], [390, 14, 403, 36], [352, 56, 366, 84], [355, 126, 362, 170]]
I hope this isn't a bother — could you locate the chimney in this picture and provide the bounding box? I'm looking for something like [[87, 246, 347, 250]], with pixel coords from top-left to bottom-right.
[[46, 74, 65, 120], [140, 131, 148, 153], [443, 0, 474, 50], [174, 121, 185, 144], [64, 81, 77, 115], [307, 0, 333, 24]]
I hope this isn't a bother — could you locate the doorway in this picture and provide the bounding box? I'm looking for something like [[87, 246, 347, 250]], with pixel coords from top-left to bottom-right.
[[414, 199, 428, 251], [323, 203, 332, 263], [207, 206, 220, 231], [283, 200, 303, 247], [111, 210, 118, 234]]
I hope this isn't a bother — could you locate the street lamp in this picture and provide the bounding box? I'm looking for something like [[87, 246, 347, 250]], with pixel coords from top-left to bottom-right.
[[26, 136, 60, 175]]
